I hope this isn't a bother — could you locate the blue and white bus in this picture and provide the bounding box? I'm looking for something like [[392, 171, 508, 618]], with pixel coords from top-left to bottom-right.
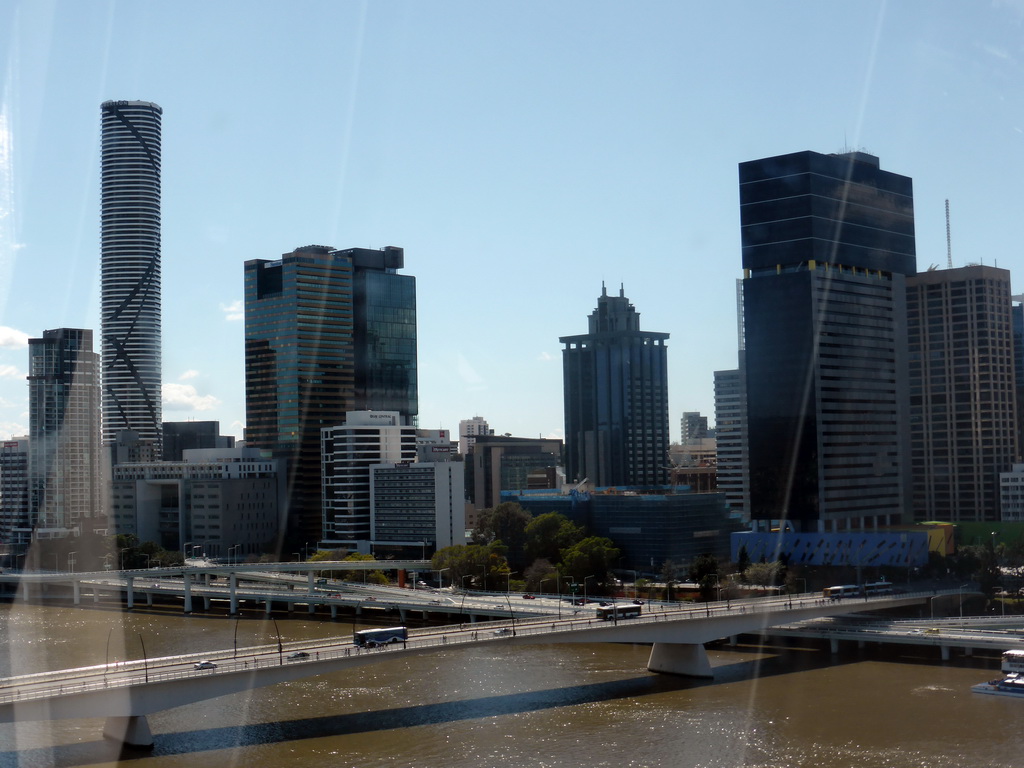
[[353, 626, 408, 647]]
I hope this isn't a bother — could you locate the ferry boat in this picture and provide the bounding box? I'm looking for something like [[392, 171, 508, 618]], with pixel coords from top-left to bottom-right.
[[972, 651, 1024, 698], [972, 672, 1024, 698]]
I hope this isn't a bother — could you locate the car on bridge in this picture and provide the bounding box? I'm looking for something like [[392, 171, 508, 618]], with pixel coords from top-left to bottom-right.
[[193, 660, 217, 670]]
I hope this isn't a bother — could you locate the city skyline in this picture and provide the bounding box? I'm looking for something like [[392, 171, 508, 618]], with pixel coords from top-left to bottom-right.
[[3, 2, 1024, 445]]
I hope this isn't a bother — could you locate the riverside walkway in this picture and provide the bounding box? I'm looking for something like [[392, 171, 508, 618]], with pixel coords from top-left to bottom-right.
[[0, 589, 935, 748]]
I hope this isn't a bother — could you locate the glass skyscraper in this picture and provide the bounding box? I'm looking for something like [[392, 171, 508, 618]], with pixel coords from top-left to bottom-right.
[[244, 245, 417, 545], [740, 150, 916, 531], [100, 100, 162, 447], [28, 328, 102, 534], [561, 285, 670, 488]]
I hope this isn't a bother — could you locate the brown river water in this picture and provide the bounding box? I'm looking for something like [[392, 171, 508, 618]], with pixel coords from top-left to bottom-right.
[[0, 601, 1021, 768]]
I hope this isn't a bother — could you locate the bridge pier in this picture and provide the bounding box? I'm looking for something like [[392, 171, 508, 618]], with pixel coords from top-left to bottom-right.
[[203, 597, 211, 611], [265, 600, 273, 616], [941, 646, 950, 661], [72, 580, 81, 605], [229, 574, 238, 614], [647, 642, 713, 678], [308, 602, 316, 614], [182, 573, 193, 614], [330, 604, 337, 619], [830, 638, 839, 654], [146, 592, 153, 607], [103, 715, 154, 749], [126, 577, 134, 609]]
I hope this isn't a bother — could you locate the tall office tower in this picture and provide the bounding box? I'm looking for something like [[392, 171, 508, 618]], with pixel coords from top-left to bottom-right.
[[680, 412, 708, 443], [27, 329, 102, 535], [714, 363, 749, 520], [561, 285, 670, 488], [321, 411, 417, 548], [458, 416, 492, 456], [1013, 301, 1024, 453], [740, 150, 916, 532], [906, 265, 1018, 522], [0, 437, 30, 551], [100, 100, 162, 447], [245, 244, 416, 544], [162, 420, 235, 461]]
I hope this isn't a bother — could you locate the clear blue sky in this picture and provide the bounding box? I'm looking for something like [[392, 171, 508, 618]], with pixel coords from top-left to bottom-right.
[[2, 0, 1024, 443]]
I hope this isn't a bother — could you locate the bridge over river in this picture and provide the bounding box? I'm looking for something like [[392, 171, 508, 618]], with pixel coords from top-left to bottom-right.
[[0, 590, 936, 748]]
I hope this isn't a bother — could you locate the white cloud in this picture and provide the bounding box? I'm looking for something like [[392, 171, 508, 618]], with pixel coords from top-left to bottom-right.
[[163, 382, 221, 412], [0, 326, 29, 349], [220, 300, 244, 322], [537, 351, 556, 362], [0, 364, 23, 379], [179, 369, 199, 381]]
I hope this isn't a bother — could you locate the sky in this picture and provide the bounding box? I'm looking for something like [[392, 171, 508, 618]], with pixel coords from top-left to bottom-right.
[[2, 0, 1024, 444]]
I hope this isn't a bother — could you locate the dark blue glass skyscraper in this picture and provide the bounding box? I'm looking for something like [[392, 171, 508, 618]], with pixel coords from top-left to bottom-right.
[[244, 245, 416, 544], [561, 286, 670, 488], [740, 150, 916, 531]]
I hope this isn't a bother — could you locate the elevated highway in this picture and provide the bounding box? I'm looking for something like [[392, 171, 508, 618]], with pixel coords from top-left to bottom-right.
[[0, 590, 934, 748]]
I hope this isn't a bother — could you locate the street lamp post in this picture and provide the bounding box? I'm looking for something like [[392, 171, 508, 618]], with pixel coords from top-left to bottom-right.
[[119, 547, 130, 571], [67, 551, 76, 573], [629, 570, 638, 601], [434, 568, 449, 589], [506, 571, 516, 593], [540, 578, 551, 599], [460, 574, 473, 626], [183, 542, 192, 563], [584, 575, 595, 606]]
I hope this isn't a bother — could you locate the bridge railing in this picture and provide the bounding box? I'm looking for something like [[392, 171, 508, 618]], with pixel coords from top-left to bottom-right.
[[0, 590, 937, 706]]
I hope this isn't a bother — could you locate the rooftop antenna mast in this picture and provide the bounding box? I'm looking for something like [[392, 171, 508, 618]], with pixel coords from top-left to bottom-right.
[[945, 199, 953, 269]]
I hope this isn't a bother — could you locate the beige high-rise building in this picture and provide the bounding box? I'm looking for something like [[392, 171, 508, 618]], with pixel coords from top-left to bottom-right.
[[906, 264, 1019, 521]]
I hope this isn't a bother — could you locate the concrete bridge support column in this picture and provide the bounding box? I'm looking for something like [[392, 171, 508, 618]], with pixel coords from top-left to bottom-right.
[[355, 605, 363, 615], [308, 572, 315, 592], [330, 604, 337, 619], [941, 646, 951, 661], [265, 600, 273, 616], [103, 715, 154, 749], [72, 580, 81, 605], [182, 573, 192, 614], [647, 642, 713, 678], [203, 597, 211, 610], [964, 647, 973, 657], [93, 586, 99, 603], [829, 638, 840, 654], [308, 602, 316, 614], [229, 574, 238, 615], [126, 577, 135, 609], [399, 608, 406, 622], [147, 592, 153, 606]]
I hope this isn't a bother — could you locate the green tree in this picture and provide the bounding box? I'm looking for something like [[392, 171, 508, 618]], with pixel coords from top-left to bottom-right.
[[689, 553, 720, 601], [735, 545, 751, 580], [559, 536, 620, 591], [524, 512, 585, 565], [744, 560, 782, 588], [431, 544, 508, 589], [472, 502, 532, 569]]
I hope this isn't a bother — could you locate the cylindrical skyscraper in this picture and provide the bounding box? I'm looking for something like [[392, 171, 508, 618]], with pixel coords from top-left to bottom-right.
[[100, 100, 162, 446]]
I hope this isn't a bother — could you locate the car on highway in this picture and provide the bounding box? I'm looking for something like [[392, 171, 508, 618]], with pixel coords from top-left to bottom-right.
[[493, 627, 512, 636], [193, 660, 217, 670], [522, 594, 536, 599], [287, 651, 310, 660]]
